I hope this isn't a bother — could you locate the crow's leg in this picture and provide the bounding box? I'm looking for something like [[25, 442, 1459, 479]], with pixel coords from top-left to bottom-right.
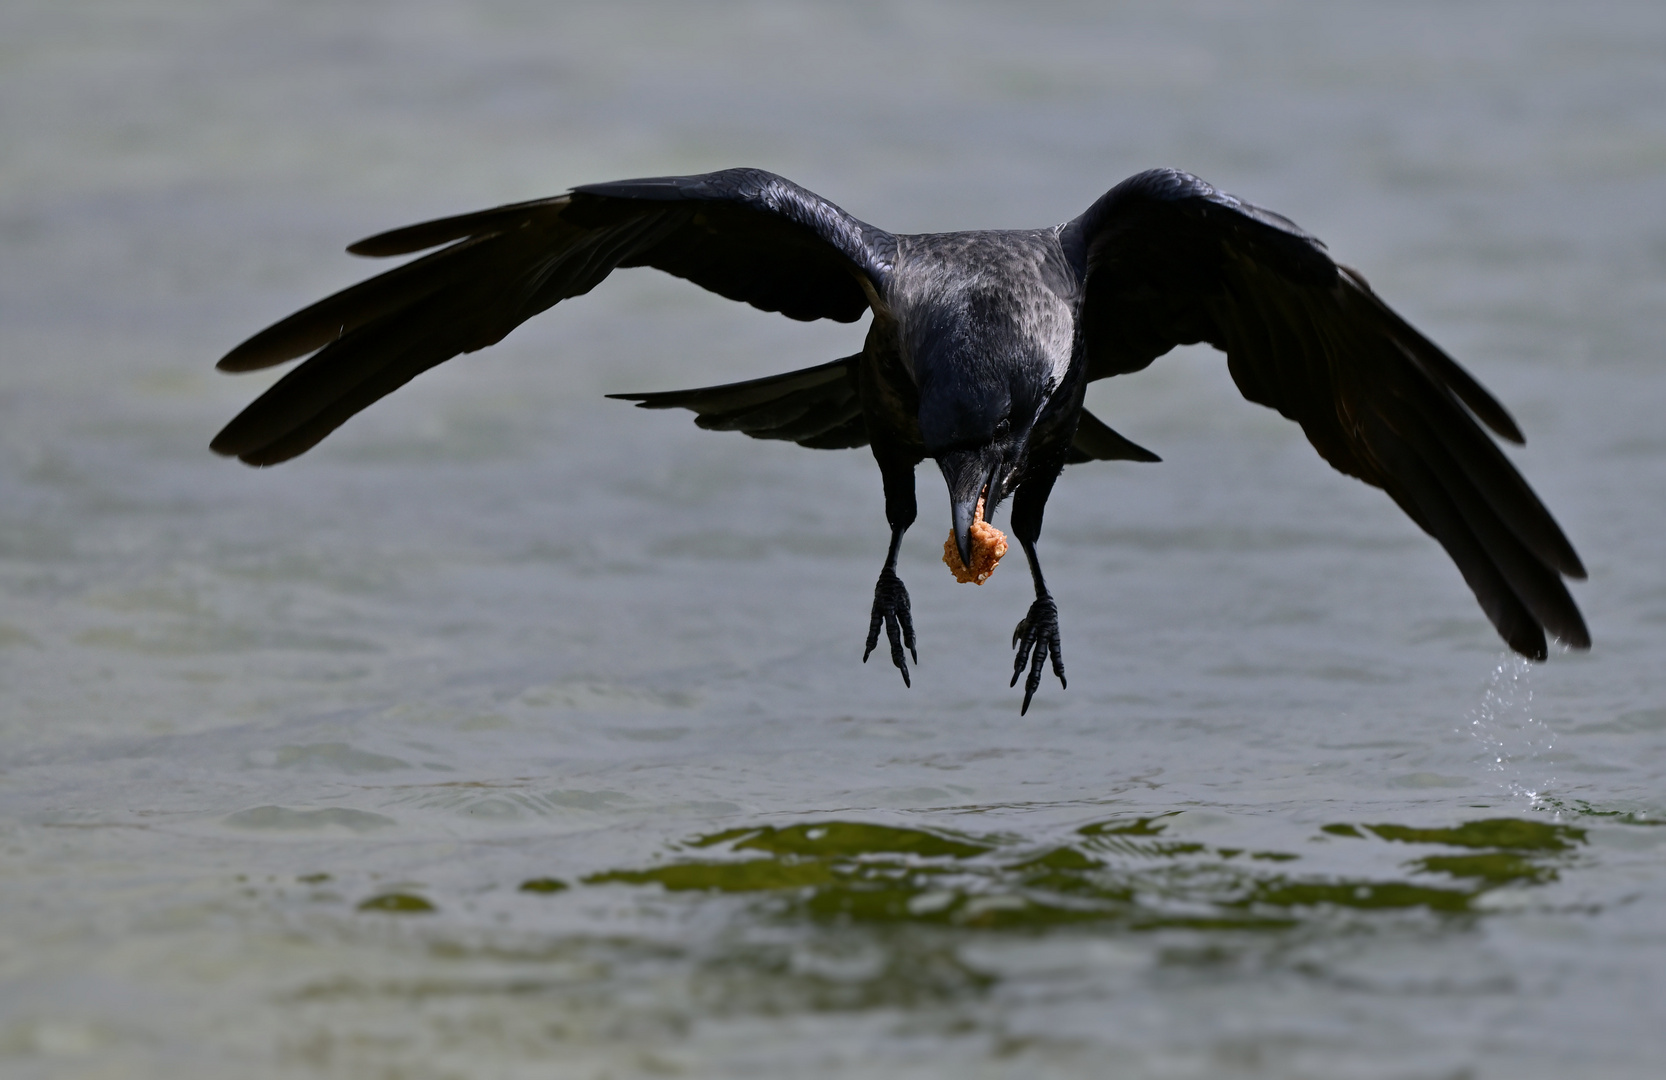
[[864, 458, 918, 686], [1010, 538, 1065, 714], [1008, 453, 1068, 714], [864, 526, 916, 684]]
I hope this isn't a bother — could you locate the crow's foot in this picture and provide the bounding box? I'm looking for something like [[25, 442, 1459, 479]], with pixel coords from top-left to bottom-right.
[[1011, 596, 1065, 714], [863, 567, 917, 686]]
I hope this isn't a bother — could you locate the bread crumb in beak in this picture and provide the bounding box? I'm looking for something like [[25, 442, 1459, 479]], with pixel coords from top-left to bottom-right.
[[943, 496, 1008, 584]]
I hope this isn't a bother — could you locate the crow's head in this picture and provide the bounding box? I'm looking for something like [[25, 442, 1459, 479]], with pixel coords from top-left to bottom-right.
[[913, 287, 1064, 568]]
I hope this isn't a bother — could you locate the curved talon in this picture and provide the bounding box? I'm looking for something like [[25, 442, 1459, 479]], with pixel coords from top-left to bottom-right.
[[864, 567, 916, 687], [1010, 596, 1065, 715]]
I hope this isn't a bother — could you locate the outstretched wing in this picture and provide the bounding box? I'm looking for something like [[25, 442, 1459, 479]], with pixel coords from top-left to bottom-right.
[[1062, 168, 1586, 659], [211, 168, 894, 465]]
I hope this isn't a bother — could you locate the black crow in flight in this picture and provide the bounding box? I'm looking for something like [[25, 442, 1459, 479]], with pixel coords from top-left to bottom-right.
[[212, 168, 1588, 712]]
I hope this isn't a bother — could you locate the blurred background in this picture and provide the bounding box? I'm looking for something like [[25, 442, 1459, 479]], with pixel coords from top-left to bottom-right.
[[1, 2, 1663, 1077]]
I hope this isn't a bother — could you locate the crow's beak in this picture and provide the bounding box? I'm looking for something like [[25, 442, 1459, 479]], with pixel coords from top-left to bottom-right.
[[952, 494, 978, 569], [940, 450, 1002, 570]]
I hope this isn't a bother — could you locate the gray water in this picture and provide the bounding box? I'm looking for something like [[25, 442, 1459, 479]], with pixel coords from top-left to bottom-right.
[[3, 1, 1665, 1076]]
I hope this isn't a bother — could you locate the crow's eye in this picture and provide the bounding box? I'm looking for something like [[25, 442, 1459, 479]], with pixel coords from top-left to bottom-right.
[[994, 418, 1012, 439]]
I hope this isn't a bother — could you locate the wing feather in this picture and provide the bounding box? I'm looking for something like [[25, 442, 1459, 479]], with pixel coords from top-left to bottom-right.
[[1065, 410, 1161, 464], [609, 354, 867, 450], [1067, 168, 1587, 656], [213, 169, 891, 464]]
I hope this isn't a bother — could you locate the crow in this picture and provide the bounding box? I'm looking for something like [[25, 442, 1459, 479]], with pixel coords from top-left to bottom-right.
[[212, 167, 1588, 712]]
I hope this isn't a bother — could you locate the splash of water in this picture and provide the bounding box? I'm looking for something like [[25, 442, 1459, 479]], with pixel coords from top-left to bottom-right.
[[1466, 654, 1557, 811]]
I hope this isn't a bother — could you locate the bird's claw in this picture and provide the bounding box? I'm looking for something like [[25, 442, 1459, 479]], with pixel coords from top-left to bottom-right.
[[863, 567, 917, 687], [1011, 596, 1065, 714]]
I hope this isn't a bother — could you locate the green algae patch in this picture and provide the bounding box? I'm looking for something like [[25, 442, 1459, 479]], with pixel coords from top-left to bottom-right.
[[357, 893, 435, 914], [1365, 818, 1584, 852], [1244, 878, 1475, 914], [800, 874, 966, 924], [518, 877, 570, 894], [1413, 852, 1558, 886], [1008, 846, 1104, 874], [585, 813, 1578, 932], [590, 859, 839, 893], [1325, 816, 1582, 893], [588, 821, 995, 899], [1540, 798, 1665, 826]]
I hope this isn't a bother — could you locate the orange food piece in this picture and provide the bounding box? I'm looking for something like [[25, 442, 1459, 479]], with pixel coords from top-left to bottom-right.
[[943, 497, 1008, 584]]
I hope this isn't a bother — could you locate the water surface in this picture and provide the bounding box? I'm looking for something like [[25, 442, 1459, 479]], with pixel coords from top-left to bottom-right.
[[2, 2, 1665, 1077]]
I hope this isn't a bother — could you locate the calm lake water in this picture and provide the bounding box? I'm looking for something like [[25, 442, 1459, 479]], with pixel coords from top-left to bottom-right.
[[2, 2, 1665, 1077]]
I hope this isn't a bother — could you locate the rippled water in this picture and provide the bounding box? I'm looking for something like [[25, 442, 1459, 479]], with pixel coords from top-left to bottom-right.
[[3, 1, 1665, 1077]]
